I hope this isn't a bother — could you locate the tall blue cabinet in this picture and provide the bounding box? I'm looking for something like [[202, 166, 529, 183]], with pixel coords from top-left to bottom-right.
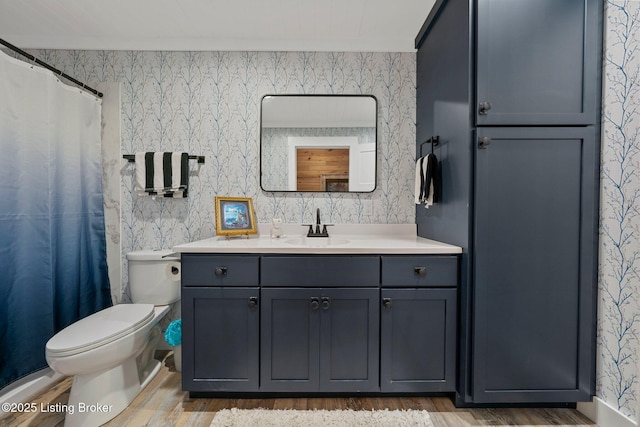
[[415, 0, 602, 404]]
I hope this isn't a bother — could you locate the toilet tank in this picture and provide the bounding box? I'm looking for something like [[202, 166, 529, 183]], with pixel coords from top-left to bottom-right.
[[127, 250, 181, 305]]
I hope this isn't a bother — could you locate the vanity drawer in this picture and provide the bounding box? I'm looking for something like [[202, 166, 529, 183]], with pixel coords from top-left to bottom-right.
[[181, 254, 259, 287], [261, 256, 380, 287], [381, 256, 458, 287]]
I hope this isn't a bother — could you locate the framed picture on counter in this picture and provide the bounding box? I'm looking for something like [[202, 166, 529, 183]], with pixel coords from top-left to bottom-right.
[[214, 196, 257, 237]]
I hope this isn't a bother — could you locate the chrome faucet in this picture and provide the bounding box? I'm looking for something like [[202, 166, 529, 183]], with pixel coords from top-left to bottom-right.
[[303, 208, 333, 237]]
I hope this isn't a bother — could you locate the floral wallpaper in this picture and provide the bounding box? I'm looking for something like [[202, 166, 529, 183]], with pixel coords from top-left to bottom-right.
[[599, 0, 640, 421]]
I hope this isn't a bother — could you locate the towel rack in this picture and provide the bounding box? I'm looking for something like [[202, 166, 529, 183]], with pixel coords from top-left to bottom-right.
[[419, 136, 439, 157], [123, 154, 205, 164]]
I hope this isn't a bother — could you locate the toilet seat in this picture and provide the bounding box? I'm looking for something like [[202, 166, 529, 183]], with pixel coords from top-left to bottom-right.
[[46, 304, 155, 357]]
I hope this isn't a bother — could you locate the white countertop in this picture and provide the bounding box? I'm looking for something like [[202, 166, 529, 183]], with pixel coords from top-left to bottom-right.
[[173, 224, 462, 255]]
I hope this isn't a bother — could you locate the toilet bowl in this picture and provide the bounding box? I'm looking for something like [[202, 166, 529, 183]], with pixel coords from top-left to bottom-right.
[[45, 250, 180, 427]]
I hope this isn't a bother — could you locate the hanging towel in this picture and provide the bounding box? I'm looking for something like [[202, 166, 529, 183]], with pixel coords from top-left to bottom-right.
[[414, 153, 438, 208], [414, 156, 425, 204], [135, 152, 189, 198]]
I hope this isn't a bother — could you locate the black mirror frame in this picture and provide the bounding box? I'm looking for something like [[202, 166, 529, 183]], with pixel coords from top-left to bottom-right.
[[259, 94, 378, 193]]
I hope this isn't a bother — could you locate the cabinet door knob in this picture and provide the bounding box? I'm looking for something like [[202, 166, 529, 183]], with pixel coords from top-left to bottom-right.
[[478, 137, 491, 149], [248, 297, 258, 309], [382, 298, 392, 309], [214, 266, 228, 277], [310, 297, 319, 310], [478, 101, 492, 115], [414, 267, 427, 277], [321, 297, 331, 310]]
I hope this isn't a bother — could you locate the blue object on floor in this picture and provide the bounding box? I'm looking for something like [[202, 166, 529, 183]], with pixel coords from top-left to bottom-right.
[[164, 319, 182, 346]]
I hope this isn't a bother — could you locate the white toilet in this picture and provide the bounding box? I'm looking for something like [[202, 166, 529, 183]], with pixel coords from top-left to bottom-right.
[[45, 249, 181, 427]]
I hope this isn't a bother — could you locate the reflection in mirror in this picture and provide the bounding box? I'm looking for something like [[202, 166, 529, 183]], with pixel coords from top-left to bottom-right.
[[260, 95, 377, 192]]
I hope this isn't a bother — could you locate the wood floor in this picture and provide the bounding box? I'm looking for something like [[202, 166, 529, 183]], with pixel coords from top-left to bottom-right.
[[0, 352, 596, 427]]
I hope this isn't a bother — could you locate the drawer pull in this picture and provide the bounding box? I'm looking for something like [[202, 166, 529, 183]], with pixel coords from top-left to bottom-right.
[[414, 267, 427, 277], [310, 297, 319, 310], [248, 297, 258, 309], [322, 297, 331, 310], [382, 298, 392, 309], [214, 266, 228, 277]]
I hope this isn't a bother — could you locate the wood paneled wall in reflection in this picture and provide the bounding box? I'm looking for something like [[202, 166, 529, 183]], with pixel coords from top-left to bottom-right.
[[296, 148, 349, 191]]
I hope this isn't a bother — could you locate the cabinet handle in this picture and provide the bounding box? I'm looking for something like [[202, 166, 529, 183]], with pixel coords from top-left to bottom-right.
[[382, 298, 392, 309], [478, 101, 492, 115], [414, 267, 427, 277], [310, 297, 319, 310], [321, 297, 331, 310], [214, 266, 228, 277], [248, 297, 258, 309], [478, 137, 491, 149]]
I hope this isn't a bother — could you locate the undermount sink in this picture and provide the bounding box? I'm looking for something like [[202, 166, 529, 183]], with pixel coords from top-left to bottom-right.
[[283, 237, 350, 247]]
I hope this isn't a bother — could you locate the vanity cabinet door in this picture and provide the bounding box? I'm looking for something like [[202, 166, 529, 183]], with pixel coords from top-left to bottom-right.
[[261, 288, 379, 392], [182, 287, 259, 392], [319, 288, 379, 392], [380, 288, 456, 392], [260, 288, 320, 392]]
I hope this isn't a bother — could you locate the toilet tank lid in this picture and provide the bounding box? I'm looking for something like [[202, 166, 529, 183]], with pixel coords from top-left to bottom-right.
[[127, 249, 179, 261], [46, 304, 155, 356]]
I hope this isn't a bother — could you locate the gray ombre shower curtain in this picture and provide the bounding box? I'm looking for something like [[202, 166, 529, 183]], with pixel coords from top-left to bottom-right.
[[0, 50, 111, 388]]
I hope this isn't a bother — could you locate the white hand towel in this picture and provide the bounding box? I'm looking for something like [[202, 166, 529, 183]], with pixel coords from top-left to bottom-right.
[[414, 156, 424, 205], [422, 154, 433, 208], [134, 152, 148, 196], [415, 154, 437, 209]]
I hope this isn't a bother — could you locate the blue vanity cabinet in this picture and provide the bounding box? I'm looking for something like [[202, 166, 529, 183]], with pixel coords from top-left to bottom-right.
[[180, 252, 460, 395], [260, 287, 380, 392], [380, 256, 457, 392], [181, 254, 260, 392], [260, 255, 380, 392]]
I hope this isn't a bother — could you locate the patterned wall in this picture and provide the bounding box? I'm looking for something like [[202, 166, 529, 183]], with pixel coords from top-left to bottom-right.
[[27, 50, 416, 299], [599, 0, 640, 421]]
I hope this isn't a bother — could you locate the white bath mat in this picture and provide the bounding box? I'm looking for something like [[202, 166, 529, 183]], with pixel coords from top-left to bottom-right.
[[210, 408, 433, 427]]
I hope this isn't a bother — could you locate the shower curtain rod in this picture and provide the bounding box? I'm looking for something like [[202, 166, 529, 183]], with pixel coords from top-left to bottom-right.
[[0, 38, 103, 98]]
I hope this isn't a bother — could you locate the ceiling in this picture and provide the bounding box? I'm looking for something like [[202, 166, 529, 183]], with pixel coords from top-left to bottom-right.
[[0, 0, 435, 52]]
